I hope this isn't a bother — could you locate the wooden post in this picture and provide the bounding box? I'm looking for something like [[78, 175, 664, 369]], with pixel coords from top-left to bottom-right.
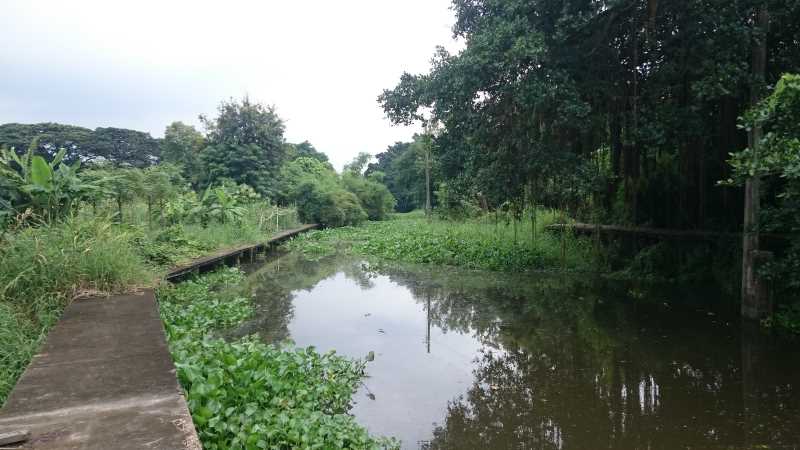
[[742, 5, 770, 321]]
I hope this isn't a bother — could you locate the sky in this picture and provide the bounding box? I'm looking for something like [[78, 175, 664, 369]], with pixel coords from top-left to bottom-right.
[[0, 0, 462, 170]]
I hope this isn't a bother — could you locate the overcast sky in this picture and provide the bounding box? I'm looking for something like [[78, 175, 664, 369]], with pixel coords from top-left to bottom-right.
[[0, 0, 461, 170]]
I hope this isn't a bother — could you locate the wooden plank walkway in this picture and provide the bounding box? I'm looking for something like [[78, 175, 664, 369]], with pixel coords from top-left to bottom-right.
[[166, 224, 319, 281], [0, 225, 319, 449]]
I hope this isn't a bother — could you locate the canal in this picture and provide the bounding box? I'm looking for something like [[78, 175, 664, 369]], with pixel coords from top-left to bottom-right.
[[231, 252, 800, 449]]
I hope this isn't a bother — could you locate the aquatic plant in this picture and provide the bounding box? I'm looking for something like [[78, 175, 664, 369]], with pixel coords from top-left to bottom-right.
[[157, 269, 399, 449], [287, 212, 595, 272]]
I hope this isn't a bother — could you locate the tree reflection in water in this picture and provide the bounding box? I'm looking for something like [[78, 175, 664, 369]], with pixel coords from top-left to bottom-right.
[[232, 254, 800, 449], [378, 264, 800, 450]]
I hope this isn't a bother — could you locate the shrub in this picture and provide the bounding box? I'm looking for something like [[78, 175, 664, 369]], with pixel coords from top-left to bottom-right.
[[294, 181, 367, 228], [342, 173, 396, 221]]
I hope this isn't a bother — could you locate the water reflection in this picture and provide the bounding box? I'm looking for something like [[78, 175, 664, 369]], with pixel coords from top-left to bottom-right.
[[233, 253, 800, 450]]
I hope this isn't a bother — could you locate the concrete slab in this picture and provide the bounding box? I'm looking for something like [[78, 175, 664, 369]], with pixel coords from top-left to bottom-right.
[[0, 291, 200, 450]]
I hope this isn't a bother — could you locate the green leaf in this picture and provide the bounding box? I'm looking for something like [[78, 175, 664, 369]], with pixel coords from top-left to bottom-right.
[[30, 156, 54, 189]]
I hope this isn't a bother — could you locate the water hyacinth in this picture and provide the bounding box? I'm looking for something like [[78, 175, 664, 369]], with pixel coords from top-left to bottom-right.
[[157, 268, 399, 450]]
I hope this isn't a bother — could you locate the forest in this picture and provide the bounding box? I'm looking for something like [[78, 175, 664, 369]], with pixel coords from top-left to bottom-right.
[[1, 1, 799, 449]]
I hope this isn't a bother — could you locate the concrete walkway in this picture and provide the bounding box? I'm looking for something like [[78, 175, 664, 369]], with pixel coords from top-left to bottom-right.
[[0, 291, 200, 449], [0, 225, 319, 449]]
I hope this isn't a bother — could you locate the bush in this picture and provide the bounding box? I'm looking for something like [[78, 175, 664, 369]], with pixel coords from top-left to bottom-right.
[[294, 181, 367, 228], [342, 174, 396, 221]]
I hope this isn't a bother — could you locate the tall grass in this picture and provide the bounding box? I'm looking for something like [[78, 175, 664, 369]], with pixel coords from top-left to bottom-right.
[[186, 202, 300, 252]]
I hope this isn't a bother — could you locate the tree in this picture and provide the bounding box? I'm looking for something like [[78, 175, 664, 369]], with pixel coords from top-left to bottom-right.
[[275, 156, 337, 205], [161, 122, 205, 186], [343, 152, 372, 175], [367, 141, 425, 213], [284, 141, 330, 164], [0, 123, 162, 167], [342, 152, 396, 221], [199, 97, 287, 196], [0, 123, 95, 164], [92, 127, 161, 167], [724, 73, 800, 312], [379, 0, 800, 229]]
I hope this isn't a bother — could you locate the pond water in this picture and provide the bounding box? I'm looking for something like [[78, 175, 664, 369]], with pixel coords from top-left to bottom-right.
[[235, 252, 800, 450]]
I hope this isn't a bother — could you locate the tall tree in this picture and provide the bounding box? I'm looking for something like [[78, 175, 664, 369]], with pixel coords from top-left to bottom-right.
[[199, 97, 287, 196], [379, 0, 800, 229], [161, 121, 205, 186], [284, 141, 330, 164], [91, 127, 161, 167]]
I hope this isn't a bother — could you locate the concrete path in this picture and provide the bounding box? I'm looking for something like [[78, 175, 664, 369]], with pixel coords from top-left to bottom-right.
[[0, 225, 319, 449], [0, 291, 199, 449]]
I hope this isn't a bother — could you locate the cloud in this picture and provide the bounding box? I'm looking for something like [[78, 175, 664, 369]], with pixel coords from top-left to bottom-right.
[[0, 0, 462, 170]]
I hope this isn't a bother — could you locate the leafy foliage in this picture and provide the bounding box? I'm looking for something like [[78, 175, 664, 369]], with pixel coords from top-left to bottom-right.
[[199, 97, 287, 196], [366, 141, 423, 213], [294, 181, 367, 228], [284, 141, 330, 164], [724, 73, 800, 313], [379, 0, 800, 229], [0, 122, 161, 167], [0, 146, 103, 221], [157, 269, 399, 449], [162, 121, 206, 186]]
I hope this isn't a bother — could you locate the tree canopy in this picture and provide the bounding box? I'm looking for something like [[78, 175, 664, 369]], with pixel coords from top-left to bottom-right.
[[380, 0, 800, 229], [198, 97, 287, 196], [0, 123, 161, 167]]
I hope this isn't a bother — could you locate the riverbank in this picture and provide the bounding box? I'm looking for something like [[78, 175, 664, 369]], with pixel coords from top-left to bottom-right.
[[0, 204, 298, 405]]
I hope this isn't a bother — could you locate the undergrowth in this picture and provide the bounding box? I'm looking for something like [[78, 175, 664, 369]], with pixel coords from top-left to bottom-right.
[[157, 269, 399, 449]]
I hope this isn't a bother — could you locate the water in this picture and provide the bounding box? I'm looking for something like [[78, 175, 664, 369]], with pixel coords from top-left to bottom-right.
[[235, 253, 800, 450]]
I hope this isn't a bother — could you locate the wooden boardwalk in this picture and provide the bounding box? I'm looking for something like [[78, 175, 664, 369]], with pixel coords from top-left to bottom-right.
[[166, 224, 319, 281], [0, 225, 318, 449]]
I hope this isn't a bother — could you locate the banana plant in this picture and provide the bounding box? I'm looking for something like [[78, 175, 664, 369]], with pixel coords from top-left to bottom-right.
[[193, 185, 247, 225], [0, 146, 103, 222]]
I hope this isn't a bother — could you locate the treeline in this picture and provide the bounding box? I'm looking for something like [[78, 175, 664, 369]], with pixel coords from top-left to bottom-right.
[[0, 97, 395, 228], [0, 123, 160, 167], [379, 0, 799, 230]]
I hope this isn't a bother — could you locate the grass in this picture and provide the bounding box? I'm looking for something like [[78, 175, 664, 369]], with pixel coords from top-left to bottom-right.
[[157, 269, 399, 449], [0, 201, 301, 405], [287, 210, 598, 272]]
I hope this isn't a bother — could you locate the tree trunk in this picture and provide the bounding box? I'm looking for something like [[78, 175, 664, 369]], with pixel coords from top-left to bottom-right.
[[425, 148, 431, 218], [147, 198, 152, 228], [741, 5, 770, 320]]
